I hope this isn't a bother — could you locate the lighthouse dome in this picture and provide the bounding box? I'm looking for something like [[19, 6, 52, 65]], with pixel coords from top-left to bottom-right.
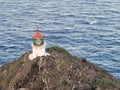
[[32, 28, 44, 39], [32, 28, 44, 46]]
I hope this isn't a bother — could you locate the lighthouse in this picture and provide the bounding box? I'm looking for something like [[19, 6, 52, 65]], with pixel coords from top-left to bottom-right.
[[29, 28, 49, 60]]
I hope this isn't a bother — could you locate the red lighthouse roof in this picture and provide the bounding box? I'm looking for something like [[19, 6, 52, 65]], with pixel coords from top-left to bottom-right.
[[32, 28, 44, 39]]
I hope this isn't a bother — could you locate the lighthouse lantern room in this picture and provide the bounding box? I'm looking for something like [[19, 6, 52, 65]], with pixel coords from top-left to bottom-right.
[[32, 28, 44, 46], [29, 28, 48, 60]]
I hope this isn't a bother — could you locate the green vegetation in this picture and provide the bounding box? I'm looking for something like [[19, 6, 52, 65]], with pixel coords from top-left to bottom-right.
[[59, 61, 68, 68], [91, 78, 120, 89], [60, 80, 68, 90], [47, 46, 71, 57], [0, 54, 25, 89]]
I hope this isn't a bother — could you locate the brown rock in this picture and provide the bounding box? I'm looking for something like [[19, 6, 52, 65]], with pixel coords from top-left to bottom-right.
[[0, 46, 120, 90]]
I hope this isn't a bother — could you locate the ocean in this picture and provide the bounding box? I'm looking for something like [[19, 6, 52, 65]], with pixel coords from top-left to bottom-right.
[[0, 0, 120, 80]]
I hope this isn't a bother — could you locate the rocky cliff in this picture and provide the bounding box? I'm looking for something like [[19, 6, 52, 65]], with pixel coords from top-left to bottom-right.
[[0, 46, 120, 90]]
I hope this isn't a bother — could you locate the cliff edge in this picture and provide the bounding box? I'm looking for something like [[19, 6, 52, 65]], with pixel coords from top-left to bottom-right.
[[0, 46, 120, 90]]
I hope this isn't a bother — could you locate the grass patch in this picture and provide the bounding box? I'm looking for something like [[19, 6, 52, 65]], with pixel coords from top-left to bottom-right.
[[59, 61, 68, 68], [60, 80, 68, 90], [91, 78, 120, 89], [47, 46, 71, 57]]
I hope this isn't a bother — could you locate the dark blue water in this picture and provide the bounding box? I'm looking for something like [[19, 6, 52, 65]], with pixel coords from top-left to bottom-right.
[[0, 0, 120, 79]]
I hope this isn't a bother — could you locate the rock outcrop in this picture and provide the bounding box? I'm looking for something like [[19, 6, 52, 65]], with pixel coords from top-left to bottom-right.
[[0, 46, 120, 90]]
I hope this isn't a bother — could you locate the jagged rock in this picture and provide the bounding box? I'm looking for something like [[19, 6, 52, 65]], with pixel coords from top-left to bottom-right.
[[0, 46, 120, 90]]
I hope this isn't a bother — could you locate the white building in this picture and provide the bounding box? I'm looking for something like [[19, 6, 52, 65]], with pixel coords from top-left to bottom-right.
[[29, 28, 49, 60]]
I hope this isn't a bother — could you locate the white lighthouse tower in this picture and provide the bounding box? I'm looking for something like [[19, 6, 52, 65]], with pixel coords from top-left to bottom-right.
[[29, 28, 49, 60]]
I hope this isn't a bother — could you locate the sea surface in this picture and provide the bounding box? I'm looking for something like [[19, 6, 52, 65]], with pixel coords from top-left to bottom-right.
[[0, 0, 120, 79]]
